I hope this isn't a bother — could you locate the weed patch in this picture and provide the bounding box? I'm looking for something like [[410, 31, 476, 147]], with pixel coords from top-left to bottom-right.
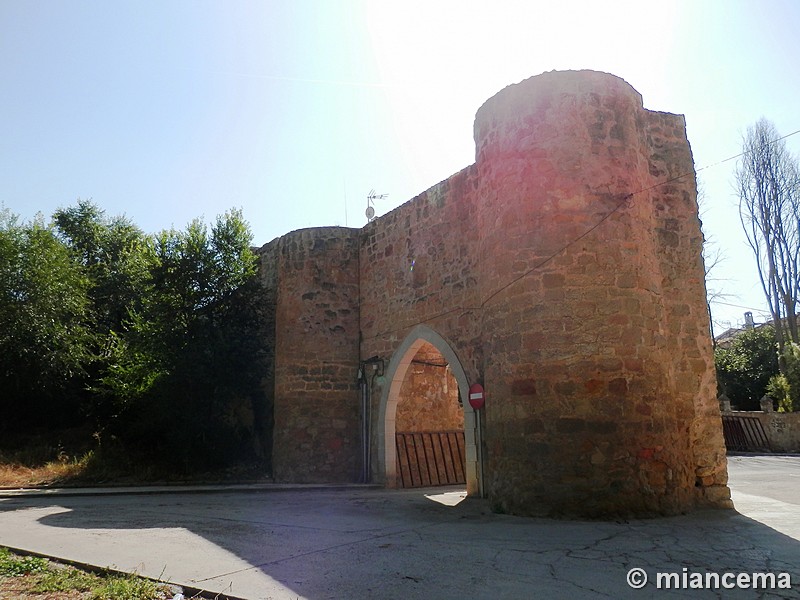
[[0, 547, 48, 576], [0, 547, 174, 599]]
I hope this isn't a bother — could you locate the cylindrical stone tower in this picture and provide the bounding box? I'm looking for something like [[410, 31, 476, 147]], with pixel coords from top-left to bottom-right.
[[272, 227, 362, 483], [474, 70, 729, 517]]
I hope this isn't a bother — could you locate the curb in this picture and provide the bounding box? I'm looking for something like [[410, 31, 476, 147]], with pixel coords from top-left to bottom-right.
[[0, 482, 381, 499]]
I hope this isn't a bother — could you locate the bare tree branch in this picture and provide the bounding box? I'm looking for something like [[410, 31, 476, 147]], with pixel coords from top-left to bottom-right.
[[737, 118, 800, 368]]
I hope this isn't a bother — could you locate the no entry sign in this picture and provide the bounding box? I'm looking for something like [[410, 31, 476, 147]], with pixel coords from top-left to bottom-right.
[[468, 383, 485, 410]]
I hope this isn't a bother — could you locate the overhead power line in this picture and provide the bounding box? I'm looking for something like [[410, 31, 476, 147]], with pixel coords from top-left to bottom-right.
[[364, 127, 800, 341]]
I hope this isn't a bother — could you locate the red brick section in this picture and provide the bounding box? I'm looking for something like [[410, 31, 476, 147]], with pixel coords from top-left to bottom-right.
[[260, 70, 730, 518]]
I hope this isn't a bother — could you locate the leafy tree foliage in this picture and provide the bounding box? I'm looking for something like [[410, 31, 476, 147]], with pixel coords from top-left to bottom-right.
[[766, 344, 800, 412], [53, 200, 151, 336], [0, 210, 94, 428], [715, 325, 779, 410], [1, 202, 269, 472], [50, 201, 153, 425], [766, 373, 792, 412], [97, 209, 268, 469], [782, 344, 800, 412]]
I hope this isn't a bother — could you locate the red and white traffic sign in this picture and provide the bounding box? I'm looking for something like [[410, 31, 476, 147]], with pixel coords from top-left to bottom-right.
[[468, 383, 485, 410]]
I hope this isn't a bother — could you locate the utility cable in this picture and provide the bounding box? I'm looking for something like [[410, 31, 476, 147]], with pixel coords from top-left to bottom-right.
[[362, 128, 800, 342]]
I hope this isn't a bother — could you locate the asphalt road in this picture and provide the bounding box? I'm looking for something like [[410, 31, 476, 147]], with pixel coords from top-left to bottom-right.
[[0, 456, 798, 599], [727, 454, 800, 507]]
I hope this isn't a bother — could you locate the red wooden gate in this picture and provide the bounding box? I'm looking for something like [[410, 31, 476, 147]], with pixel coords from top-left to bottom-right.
[[722, 415, 772, 452], [395, 430, 465, 488]]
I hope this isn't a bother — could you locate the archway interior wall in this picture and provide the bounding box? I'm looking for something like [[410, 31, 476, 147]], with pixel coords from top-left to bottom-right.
[[395, 343, 462, 433]]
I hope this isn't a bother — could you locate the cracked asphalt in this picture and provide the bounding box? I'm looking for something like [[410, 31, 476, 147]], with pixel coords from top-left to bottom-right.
[[0, 455, 798, 599]]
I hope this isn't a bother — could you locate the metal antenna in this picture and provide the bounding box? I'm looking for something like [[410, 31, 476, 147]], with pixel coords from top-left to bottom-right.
[[366, 189, 388, 222]]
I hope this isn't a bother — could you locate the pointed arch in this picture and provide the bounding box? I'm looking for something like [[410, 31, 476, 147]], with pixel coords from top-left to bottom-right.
[[377, 324, 480, 495]]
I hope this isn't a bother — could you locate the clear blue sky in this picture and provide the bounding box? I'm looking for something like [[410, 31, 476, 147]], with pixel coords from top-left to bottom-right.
[[1, 0, 799, 333]]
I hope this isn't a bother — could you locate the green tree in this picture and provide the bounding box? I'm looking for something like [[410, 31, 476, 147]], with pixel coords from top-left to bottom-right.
[[0, 210, 94, 428], [100, 209, 268, 469], [52, 200, 153, 426], [1, 202, 269, 472], [53, 200, 151, 336], [768, 343, 800, 412], [715, 325, 780, 410]]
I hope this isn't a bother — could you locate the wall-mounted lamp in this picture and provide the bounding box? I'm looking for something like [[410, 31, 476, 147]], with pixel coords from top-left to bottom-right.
[[362, 355, 385, 377]]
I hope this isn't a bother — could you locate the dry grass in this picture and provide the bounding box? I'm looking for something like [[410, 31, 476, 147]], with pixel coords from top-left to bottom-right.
[[0, 428, 271, 489], [0, 454, 92, 488], [0, 428, 97, 489], [0, 427, 171, 488], [0, 425, 101, 489]]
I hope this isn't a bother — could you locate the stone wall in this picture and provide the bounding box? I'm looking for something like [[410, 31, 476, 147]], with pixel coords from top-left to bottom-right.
[[358, 166, 484, 375], [646, 113, 729, 506], [257, 70, 730, 518], [254, 240, 279, 470], [358, 168, 485, 485], [395, 342, 463, 433]]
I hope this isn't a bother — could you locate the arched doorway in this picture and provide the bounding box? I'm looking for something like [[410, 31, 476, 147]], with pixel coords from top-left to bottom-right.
[[377, 325, 481, 495]]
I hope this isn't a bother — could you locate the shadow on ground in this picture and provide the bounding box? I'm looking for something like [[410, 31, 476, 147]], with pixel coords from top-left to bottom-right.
[[0, 460, 799, 599]]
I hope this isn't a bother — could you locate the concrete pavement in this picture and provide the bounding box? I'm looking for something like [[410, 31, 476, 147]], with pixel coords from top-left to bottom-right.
[[0, 456, 798, 599]]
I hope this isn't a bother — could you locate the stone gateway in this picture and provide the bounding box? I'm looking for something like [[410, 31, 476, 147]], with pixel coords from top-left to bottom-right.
[[257, 70, 730, 518]]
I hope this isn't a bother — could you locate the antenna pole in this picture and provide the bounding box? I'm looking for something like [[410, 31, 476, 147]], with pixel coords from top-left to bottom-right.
[[344, 179, 348, 227], [366, 189, 388, 222]]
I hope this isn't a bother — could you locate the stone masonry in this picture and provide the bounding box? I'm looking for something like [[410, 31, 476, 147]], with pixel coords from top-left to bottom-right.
[[259, 228, 361, 483], [257, 70, 730, 518], [395, 343, 463, 433]]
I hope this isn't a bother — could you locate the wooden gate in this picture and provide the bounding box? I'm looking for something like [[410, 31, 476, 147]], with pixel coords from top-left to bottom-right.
[[395, 430, 465, 488], [722, 415, 772, 452]]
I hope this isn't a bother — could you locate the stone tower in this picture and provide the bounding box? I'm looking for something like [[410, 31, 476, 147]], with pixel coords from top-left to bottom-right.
[[260, 70, 731, 518], [474, 71, 728, 516]]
